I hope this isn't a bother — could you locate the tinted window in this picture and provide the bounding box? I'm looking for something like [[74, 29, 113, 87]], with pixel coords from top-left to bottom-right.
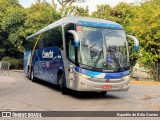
[[36, 26, 63, 49], [36, 34, 45, 49], [25, 35, 38, 51], [64, 23, 75, 63], [25, 26, 63, 51], [45, 26, 63, 48]]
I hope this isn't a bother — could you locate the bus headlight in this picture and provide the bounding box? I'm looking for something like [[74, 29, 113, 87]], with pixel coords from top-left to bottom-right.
[[122, 75, 130, 81], [77, 73, 91, 79]]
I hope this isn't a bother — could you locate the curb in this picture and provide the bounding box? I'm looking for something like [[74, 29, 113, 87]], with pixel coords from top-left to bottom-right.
[[131, 80, 160, 85]]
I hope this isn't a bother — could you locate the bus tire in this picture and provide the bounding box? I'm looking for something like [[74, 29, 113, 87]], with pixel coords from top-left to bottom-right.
[[58, 73, 67, 95], [31, 68, 36, 82], [28, 67, 31, 80]]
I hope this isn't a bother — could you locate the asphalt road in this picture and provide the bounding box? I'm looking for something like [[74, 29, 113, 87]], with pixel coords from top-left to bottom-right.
[[0, 72, 160, 120]]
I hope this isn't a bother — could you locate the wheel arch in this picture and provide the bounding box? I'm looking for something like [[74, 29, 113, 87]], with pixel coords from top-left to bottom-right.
[[57, 68, 66, 86]]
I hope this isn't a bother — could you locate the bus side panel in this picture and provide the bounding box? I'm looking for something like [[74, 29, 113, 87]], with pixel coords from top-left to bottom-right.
[[24, 50, 31, 75], [33, 47, 64, 84], [33, 49, 43, 80]]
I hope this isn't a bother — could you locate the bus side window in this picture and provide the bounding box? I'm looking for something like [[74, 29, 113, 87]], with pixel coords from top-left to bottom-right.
[[64, 23, 75, 63], [68, 36, 75, 62], [45, 26, 63, 49]]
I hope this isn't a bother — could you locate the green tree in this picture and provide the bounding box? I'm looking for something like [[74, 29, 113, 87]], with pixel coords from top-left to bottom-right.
[[51, 0, 88, 16], [67, 6, 89, 16], [0, 0, 25, 58], [128, 0, 160, 81], [0, 31, 8, 59], [2, 7, 26, 52], [92, 4, 112, 19], [110, 2, 136, 31], [24, 1, 61, 36], [51, 0, 74, 17], [92, 2, 136, 31]]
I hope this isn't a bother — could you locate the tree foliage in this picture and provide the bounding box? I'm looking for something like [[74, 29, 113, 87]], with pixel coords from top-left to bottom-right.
[[128, 0, 160, 80], [67, 6, 89, 16], [0, 0, 61, 59], [51, 0, 89, 16], [24, 1, 61, 36], [0, 0, 25, 58]]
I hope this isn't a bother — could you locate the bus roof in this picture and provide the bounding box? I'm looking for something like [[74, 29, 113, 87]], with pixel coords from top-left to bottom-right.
[[27, 16, 123, 39]]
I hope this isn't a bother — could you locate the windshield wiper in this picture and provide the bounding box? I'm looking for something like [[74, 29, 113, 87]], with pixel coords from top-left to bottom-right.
[[93, 49, 103, 69], [93, 42, 104, 69], [93, 46, 123, 71], [108, 46, 122, 71]]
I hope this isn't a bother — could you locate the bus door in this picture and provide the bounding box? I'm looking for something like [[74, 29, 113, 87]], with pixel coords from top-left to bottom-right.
[[67, 38, 76, 89], [63, 23, 77, 90]]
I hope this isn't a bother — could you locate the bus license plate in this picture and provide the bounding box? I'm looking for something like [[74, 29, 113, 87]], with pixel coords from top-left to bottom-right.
[[102, 85, 112, 89]]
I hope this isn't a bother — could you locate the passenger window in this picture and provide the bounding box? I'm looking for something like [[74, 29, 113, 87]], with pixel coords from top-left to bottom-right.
[[46, 27, 63, 48], [69, 38, 75, 62]]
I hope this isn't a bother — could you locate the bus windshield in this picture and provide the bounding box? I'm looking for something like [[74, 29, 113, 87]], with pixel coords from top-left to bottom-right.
[[78, 26, 129, 71]]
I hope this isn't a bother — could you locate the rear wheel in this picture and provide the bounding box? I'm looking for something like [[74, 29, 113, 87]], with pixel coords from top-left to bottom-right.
[[30, 68, 36, 82], [28, 67, 31, 80], [58, 73, 67, 95]]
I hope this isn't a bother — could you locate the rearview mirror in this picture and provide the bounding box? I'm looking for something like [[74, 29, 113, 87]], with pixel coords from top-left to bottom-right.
[[68, 30, 79, 47]]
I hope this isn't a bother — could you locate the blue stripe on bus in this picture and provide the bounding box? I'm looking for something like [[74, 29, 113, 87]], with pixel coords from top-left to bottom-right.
[[75, 67, 130, 79], [134, 46, 139, 52], [77, 21, 123, 29]]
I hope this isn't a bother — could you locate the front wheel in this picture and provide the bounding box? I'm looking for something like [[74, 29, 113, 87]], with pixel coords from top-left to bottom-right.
[[58, 74, 67, 95]]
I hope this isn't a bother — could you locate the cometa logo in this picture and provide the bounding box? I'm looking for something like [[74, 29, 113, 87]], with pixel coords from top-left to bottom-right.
[[102, 69, 114, 72], [42, 50, 53, 58]]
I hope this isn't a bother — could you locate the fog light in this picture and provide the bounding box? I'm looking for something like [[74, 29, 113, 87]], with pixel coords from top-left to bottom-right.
[[80, 83, 87, 88], [124, 84, 130, 89]]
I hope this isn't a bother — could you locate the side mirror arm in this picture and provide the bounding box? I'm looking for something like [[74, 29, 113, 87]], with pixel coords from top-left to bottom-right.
[[68, 30, 79, 47], [127, 35, 139, 52]]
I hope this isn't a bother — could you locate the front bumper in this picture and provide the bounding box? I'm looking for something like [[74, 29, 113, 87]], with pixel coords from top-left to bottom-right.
[[75, 77, 130, 92]]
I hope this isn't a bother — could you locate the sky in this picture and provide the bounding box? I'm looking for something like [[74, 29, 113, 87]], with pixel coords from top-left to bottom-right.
[[19, 0, 142, 13]]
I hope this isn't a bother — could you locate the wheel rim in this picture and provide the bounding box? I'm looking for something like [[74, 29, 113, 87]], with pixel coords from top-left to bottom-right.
[[28, 70, 30, 77], [31, 70, 33, 80], [59, 75, 63, 88]]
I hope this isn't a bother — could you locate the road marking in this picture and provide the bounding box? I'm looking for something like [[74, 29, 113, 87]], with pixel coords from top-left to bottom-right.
[[131, 93, 160, 111], [144, 94, 160, 111]]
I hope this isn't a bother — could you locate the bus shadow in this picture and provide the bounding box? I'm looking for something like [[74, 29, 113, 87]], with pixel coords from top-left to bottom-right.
[[67, 90, 121, 99], [28, 77, 121, 99], [27, 77, 61, 92]]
